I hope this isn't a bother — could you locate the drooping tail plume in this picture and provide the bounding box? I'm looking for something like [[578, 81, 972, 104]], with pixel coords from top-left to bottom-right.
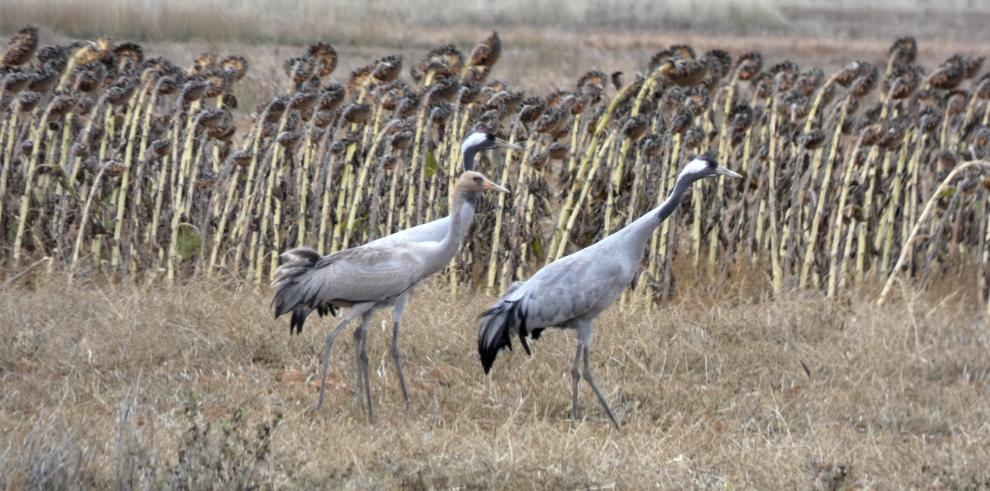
[[272, 247, 338, 335], [477, 298, 530, 373]]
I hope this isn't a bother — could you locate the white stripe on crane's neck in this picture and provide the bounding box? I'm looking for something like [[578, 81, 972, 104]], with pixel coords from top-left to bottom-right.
[[461, 132, 489, 155]]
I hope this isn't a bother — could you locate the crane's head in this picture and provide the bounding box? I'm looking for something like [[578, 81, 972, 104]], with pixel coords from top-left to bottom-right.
[[455, 170, 510, 195], [460, 127, 521, 171], [678, 154, 741, 182]]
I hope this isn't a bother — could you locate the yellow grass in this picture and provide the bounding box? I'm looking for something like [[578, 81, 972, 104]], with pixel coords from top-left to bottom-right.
[[1, 272, 987, 488]]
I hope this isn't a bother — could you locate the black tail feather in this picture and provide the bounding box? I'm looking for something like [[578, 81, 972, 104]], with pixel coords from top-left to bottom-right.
[[272, 247, 339, 335], [478, 299, 530, 374]]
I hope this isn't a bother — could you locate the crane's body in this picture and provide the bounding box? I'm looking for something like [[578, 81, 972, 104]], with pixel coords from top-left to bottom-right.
[[478, 156, 741, 428]]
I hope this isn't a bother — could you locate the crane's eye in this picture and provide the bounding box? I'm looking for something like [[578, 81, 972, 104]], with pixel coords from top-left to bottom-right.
[[474, 176, 483, 184]]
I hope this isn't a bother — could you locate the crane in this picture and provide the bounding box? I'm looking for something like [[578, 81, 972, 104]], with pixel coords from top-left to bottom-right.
[[282, 129, 517, 407], [477, 155, 741, 429], [274, 170, 509, 421]]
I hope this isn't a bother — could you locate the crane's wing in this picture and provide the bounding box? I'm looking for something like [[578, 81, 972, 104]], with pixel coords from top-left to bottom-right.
[[272, 245, 423, 332], [478, 251, 626, 372]]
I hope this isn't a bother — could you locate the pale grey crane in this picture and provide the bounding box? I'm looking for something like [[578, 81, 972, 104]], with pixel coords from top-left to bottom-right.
[[278, 129, 517, 409], [274, 170, 509, 421], [478, 155, 741, 429]]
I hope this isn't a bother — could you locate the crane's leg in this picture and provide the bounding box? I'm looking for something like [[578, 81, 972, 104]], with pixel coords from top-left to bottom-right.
[[317, 303, 372, 411], [570, 342, 582, 422], [578, 321, 620, 429], [390, 293, 411, 407], [353, 311, 374, 423]]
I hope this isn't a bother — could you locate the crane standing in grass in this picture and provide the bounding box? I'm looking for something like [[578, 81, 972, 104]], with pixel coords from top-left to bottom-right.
[[478, 155, 741, 429], [278, 129, 518, 410], [273, 168, 510, 421]]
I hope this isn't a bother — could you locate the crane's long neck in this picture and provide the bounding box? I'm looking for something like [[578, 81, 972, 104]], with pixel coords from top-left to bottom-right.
[[620, 174, 695, 251], [437, 188, 475, 257], [462, 147, 479, 171]]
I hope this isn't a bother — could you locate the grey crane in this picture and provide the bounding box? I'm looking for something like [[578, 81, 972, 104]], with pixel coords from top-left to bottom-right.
[[273, 170, 509, 420], [477, 155, 741, 429], [277, 129, 517, 409]]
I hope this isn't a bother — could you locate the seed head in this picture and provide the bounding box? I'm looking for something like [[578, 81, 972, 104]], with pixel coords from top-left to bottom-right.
[[372, 54, 403, 83], [113, 42, 143, 69], [798, 128, 825, 150], [307, 42, 337, 77], [46, 94, 75, 121], [946, 90, 967, 115], [752, 72, 773, 99], [548, 142, 569, 160], [391, 131, 414, 150], [27, 66, 56, 93], [413, 44, 464, 83], [347, 63, 373, 94], [220, 55, 248, 81], [702, 49, 732, 80], [964, 56, 984, 79], [286, 56, 316, 87], [37, 45, 71, 73], [317, 83, 345, 112], [639, 135, 663, 157], [468, 31, 501, 68], [103, 160, 126, 177], [231, 150, 253, 168], [149, 139, 170, 158], [277, 130, 302, 150], [310, 110, 333, 128], [396, 96, 419, 118], [888, 37, 917, 68], [534, 106, 568, 135], [519, 96, 547, 123], [621, 115, 648, 141], [288, 91, 317, 111], [156, 76, 178, 95], [659, 59, 707, 86], [458, 82, 483, 106], [859, 123, 883, 146], [918, 107, 940, 133], [16, 90, 41, 112], [429, 102, 453, 125], [734, 52, 763, 81], [77, 37, 114, 67], [670, 107, 693, 134], [850, 69, 878, 98], [221, 93, 238, 110], [341, 103, 372, 123], [181, 80, 208, 103], [683, 127, 704, 149], [190, 52, 217, 76], [3, 70, 32, 93], [74, 95, 94, 116], [884, 64, 922, 99], [976, 74, 990, 100], [729, 103, 754, 131], [2, 26, 39, 66]]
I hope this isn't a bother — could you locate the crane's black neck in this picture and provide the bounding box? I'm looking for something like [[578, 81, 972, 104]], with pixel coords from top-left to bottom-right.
[[462, 147, 479, 172], [619, 173, 697, 251], [655, 174, 695, 223]]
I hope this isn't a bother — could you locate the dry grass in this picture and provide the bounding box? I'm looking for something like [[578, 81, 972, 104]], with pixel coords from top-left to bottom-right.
[[1, 271, 988, 488]]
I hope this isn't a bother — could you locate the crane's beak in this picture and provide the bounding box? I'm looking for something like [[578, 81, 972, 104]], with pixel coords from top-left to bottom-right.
[[716, 166, 742, 178], [495, 138, 522, 152], [483, 181, 511, 194]]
